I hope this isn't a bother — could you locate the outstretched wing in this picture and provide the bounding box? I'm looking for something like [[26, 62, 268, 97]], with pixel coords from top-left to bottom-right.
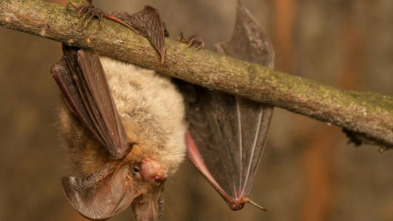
[[179, 1, 275, 210], [51, 44, 132, 159]]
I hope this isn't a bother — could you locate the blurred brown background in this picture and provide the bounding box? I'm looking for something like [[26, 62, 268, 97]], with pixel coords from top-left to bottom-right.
[[1, 0, 393, 220]]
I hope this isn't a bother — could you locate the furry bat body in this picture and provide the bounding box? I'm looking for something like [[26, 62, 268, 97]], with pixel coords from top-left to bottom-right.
[[52, 1, 273, 219], [52, 45, 186, 220], [58, 55, 186, 176]]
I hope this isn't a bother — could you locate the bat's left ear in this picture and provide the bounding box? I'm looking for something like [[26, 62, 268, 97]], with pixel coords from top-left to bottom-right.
[[62, 164, 141, 220]]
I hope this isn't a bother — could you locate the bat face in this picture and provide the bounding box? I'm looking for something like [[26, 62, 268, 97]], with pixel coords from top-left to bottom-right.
[[53, 47, 186, 220]]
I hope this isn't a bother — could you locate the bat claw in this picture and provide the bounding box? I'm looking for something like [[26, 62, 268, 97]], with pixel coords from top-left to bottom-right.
[[70, 2, 105, 30], [178, 32, 204, 50]]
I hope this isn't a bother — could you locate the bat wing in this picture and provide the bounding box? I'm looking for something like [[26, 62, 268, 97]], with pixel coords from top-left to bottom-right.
[[105, 6, 166, 63], [51, 44, 132, 160], [179, 1, 275, 210], [52, 45, 140, 219]]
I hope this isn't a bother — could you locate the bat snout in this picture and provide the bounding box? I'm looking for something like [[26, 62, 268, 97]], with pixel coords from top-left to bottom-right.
[[140, 158, 166, 183]]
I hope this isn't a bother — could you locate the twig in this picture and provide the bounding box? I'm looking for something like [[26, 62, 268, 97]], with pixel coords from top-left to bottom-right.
[[1, 0, 393, 149]]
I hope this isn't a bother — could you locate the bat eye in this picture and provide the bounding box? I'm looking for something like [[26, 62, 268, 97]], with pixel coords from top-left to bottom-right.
[[132, 166, 140, 174]]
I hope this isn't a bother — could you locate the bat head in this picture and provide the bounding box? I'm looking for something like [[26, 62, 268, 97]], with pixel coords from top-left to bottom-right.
[[127, 146, 168, 220], [130, 156, 167, 221], [62, 150, 168, 221]]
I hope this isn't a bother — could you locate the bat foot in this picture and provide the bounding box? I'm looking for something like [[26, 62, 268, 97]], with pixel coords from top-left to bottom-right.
[[178, 32, 204, 50], [70, 2, 105, 30]]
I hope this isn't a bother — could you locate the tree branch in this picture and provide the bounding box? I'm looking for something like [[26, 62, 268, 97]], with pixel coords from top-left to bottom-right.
[[1, 0, 393, 149]]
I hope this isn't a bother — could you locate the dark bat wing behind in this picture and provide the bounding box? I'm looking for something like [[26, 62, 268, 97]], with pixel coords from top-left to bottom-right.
[[185, 96, 273, 210], [178, 1, 275, 210], [51, 45, 131, 160]]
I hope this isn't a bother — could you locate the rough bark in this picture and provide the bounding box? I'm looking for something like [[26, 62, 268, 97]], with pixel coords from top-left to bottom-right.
[[1, 0, 393, 149]]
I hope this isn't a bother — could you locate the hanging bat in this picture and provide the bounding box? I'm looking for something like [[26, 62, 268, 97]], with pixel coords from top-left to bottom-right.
[[51, 4, 186, 220], [52, 43, 187, 220], [175, 1, 275, 211], [52, 1, 273, 219]]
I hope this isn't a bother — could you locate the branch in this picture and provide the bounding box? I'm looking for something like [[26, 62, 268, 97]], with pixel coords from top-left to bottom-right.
[[1, 0, 393, 149]]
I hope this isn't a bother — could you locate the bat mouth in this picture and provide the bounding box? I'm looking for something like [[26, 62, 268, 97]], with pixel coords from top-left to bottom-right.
[[132, 186, 164, 221]]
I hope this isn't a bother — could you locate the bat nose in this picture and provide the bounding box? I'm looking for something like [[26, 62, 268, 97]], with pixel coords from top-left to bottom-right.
[[140, 158, 167, 183], [153, 172, 166, 182]]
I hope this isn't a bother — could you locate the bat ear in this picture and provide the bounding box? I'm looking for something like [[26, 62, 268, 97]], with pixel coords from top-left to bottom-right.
[[62, 164, 141, 220]]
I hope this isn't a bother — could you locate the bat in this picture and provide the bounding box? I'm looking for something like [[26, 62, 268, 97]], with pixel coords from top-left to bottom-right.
[[52, 4, 181, 220], [175, 1, 275, 211], [51, 4, 199, 220], [51, 44, 187, 220], [52, 1, 273, 219]]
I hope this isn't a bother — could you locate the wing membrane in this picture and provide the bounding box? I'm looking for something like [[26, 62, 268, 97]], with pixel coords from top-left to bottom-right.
[[181, 1, 275, 210]]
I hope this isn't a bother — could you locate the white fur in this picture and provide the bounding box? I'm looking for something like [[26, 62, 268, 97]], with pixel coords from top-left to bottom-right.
[[59, 57, 187, 176], [100, 57, 187, 175]]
